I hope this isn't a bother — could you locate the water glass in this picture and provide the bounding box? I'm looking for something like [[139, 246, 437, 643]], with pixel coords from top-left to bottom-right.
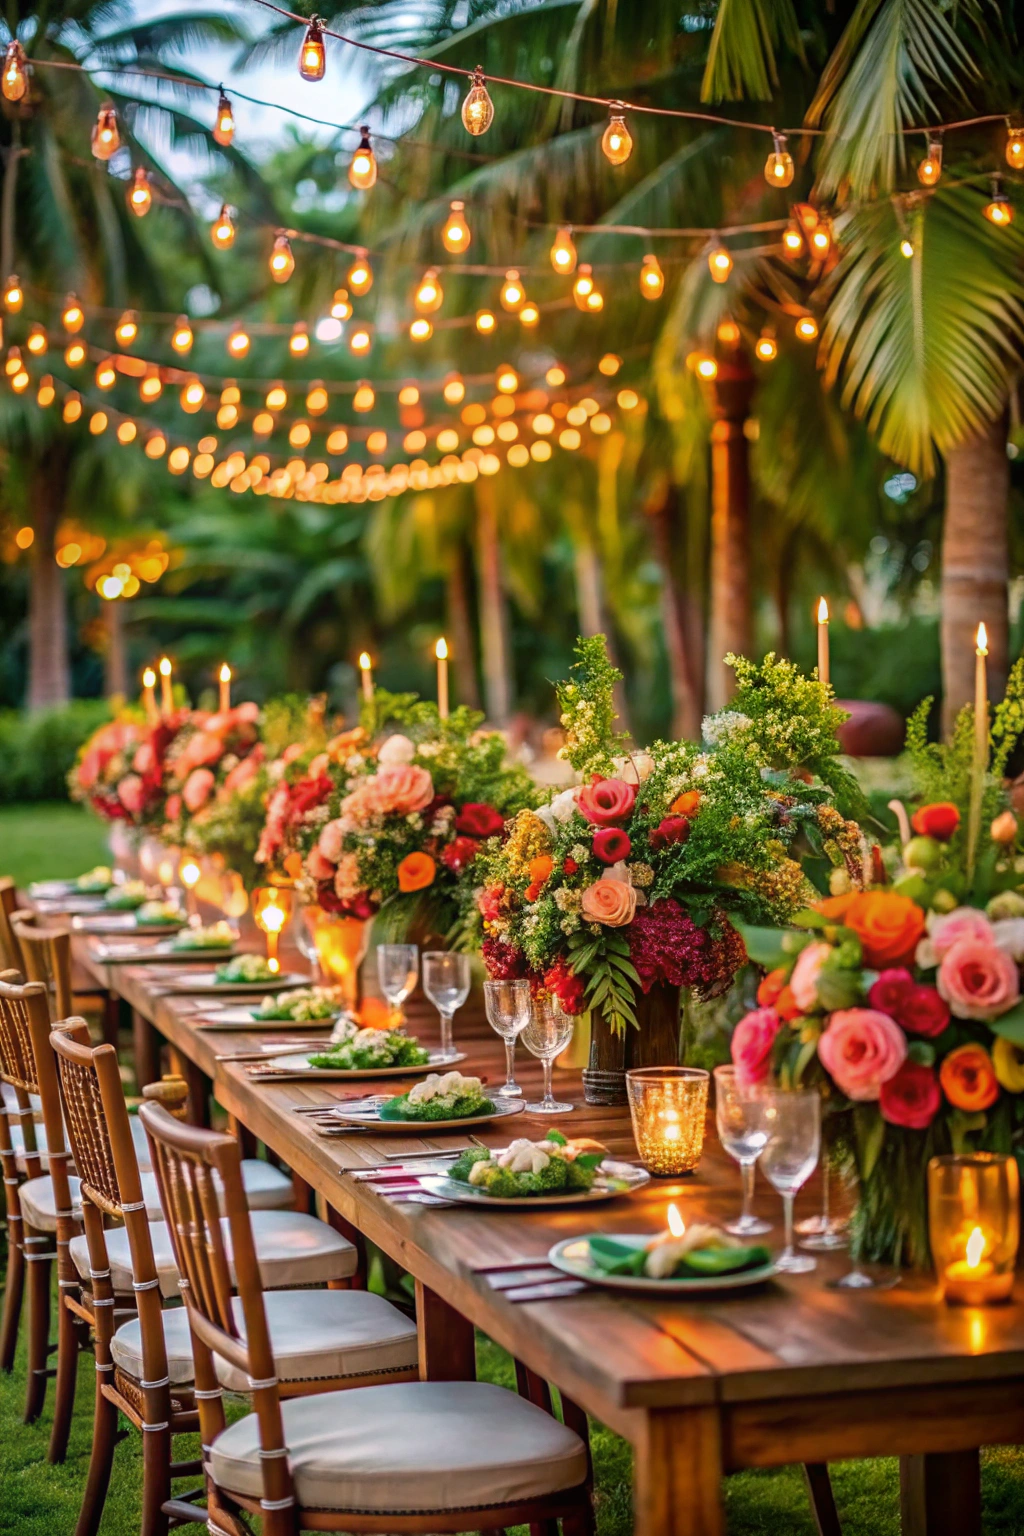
[[377, 943, 419, 1026], [521, 998, 574, 1114], [754, 1087, 821, 1274], [484, 979, 531, 1096], [422, 950, 470, 1062], [713, 1066, 771, 1236]]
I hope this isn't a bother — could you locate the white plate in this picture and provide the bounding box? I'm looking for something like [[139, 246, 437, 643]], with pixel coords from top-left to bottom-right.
[[419, 1161, 650, 1208], [191, 1004, 339, 1030], [157, 970, 308, 995], [330, 1098, 526, 1133], [73, 914, 185, 935], [34, 895, 108, 915], [30, 878, 94, 899], [249, 1049, 467, 1081], [90, 939, 239, 965], [547, 1235, 777, 1294]]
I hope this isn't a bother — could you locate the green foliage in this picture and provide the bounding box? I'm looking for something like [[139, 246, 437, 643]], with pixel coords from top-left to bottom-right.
[[0, 701, 110, 802], [568, 928, 640, 1036], [702, 0, 805, 101], [555, 635, 629, 778]]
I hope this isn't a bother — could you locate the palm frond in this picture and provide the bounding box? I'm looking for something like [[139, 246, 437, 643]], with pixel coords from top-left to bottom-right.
[[701, 0, 804, 102]]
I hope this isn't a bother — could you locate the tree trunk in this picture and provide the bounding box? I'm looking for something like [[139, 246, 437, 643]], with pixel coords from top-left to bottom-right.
[[707, 354, 755, 712], [941, 413, 1009, 738], [445, 542, 481, 710], [644, 476, 702, 739], [28, 452, 70, 711], [105, 599, 127, 701], [474, 478, 512, 725]]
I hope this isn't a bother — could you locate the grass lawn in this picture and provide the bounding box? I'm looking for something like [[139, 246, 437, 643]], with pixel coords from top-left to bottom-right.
[[0, 802, 109, 889]]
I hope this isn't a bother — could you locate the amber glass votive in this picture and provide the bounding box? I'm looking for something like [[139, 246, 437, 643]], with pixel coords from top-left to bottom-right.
[[928, 1152, 1019, 1305], [626, 1067, 709, 1176]]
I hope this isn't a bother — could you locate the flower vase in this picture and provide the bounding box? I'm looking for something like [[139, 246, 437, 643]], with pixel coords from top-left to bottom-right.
[[582, 982, 682, 1106], [299, 904, 371, 1016]]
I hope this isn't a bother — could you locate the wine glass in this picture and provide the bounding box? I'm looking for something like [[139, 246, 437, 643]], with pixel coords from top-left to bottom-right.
[[754, 1087, 821, 1274], [796, 1147, 849, 1252], [713, 1066, 771, 1237], [484, 979, 531, 1096], [377, 943, 419, 1027], [521, 998, 574, 1114], [826, 1169, 901, 1291], [422, 951, 470, 1062]]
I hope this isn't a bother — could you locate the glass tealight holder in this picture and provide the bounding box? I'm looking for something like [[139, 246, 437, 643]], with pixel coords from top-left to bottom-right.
[[928, 1152, 1019, 1306], [626, 1067, 709, 1177], [253, 885, 294, 975]]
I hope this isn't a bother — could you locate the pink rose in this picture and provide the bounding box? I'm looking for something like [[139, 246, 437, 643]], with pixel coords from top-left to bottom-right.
[[789, 941, 831, 1013], [177, 731, 222, 776], [370, 764, 434, 816], [183, 767, 215, 813], [117, 774, 145, 816], [580, 877, 637, 927], [918, 907, 995, 968], [577, 777, 637, 827], [133, 742, 156, 776], [306, 847, 335, 882], [730, 1007, 782, 1089], [318, 818, 346, 865], [164, 793, 181, 824], [78, 748, 102, 791], [817, 1008, 907, 1102], [937, 938, 1020, 1021], [222, 747, 263, 795]]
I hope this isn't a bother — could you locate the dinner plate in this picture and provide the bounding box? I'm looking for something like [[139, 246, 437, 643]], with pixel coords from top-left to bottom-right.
[[30, 878, 99, 899], [191, 1004, 342, 1029], [72, 913, 186, 935], [89, 939, 240, 965], [329, 1097, 525, 1133], [33, 895, 108, 916], [155, 969, 308, 995], [419, 1161, 650, 1208], [247, 1049, 467, 1081], [547, 1235, 777, 1294]]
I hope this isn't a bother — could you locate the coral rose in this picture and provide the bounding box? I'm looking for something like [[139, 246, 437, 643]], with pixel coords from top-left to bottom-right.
[[580, 877, 636, 927], [937, 938, 1020, 1021], [593, 827, 632, 864], [182, 767, 215, 813], [730, 1007, 782, 1089], [880, 1062, 941, 1130], [671, 790, 701, 817], [775, 985, 803, 1022], [789, 941, 831, 1013], [305, 847, 335, 883], [117, 774, 145, 816], [318, 818, 346, 866], [371, 764, 434, 817], [917, 907, 995, 967], [377, 733, 416, 766], [757, 968, 787, 1008], [396, 852, 436, 893], [940, 1043, 999, 1111], [577, 777, 636, 826], [841, 892, 926, 967], [911, 802, 960, 841], [456, 803, 505, 838], [817, 1008, 907, 1101]]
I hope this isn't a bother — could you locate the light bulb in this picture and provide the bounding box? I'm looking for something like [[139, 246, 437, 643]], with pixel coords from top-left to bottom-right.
[[347, 257, 372, 295], [461, 66, 494, 135], [63, 393, 82, 422], [115, 309, 138, 346], [500, 268, 525, 311], [708, 244, 733, 282], [299, 16, 326, 81], [900, 238, 914, 259], [4, 345, 20, 375], [586, 287, 604, 311], [331, 287, 353, 319], [226, 325, 250, 358], [269, 233, 294, 282], [810, 216, 832, 257], [918, 134, 942, 187], [2, 273, 22, 312], [289, 421, 311, 449], [181, 377, 206, 412], [441, 200, 470, 253], [764, 131, 794, 188], [353, 382, 375, 412], [211, 203, 235, 249], [398, 384, 419, 406], [62, 294, 84, 333], [36, 375, 53, 406], [266, 384, 287, 410], [409, 317, 433, 341], [64, 341, 86, 368], [306, 383, 328, 415], [573, 263, 594, 310], [755, 330, 777, 362], [117, 420, 136, 444], [598, 354, 620, 376], [91, 103, 120, 161], [145, 431, 166, 458], [496, 365, 518, 394], [639, 253, 664, 299], [171, 316, 193, 354], [414, 267, 443, 313], [140, 368, 162, 401], [519, 301, 540, 326], [984, 179, 1014, 225], [795, 314, 819, 342], [474, 308, 495, 334], [26, 324, 46, 355], [2, 40, 27, 102], [95, 357, 116, 389], [717, 318, 740, 345], [1007, 124, 1024, 170], [326, 428, 348, 453], [213, 90, 234, 147], [782, 220, 804, 257], [349, 325, 371, 354], [695, 355, 718, 380], [443, 373, 465, 404], [348, 126, 377, 189], [128, 166, 152, 217], [550, 226, 577, 275], [288, 322, 309, 356], [601, 103, 633, 165]]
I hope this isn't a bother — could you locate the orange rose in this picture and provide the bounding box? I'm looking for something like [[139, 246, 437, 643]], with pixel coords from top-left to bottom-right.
[[775, 985, 803, 1021], [529, 854, 554, 886], [580, 877, 637, 927], [815, 893, 857, 922], [837, 892, 926, 968], [397, 852, 436, 893], [757, 968, 787, 1007], [671, 790, 701, 817], [940, 1043, 999, 1112]]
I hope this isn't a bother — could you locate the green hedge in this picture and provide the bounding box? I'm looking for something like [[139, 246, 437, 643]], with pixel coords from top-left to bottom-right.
[[0, 701, 111, 803]]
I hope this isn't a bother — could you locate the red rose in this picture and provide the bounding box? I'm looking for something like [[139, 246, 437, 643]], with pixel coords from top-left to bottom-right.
[[593, 827, 631, 864], [441, 836, 480, 873], [577, 776, 636, 826], [649, 815, 690, 851], [898, 984, 951, 1038], [911, 802, 960, 841], [456, 803, 504, 838], [868, 967, 916, 1017], [880, 1061, 941, 1130]]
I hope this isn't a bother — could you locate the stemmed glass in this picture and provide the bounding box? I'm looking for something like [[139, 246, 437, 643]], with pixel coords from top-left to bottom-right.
[[713, 1066, 771, 1237], [754, 1087, 821, 1274], [377, 943, 419, 1028], [521, 998, 574, 1114], [484, 979, 531, 1097], [826, 1171, 901, 1291], [422, 951, 470, 1063], [796, 1150, 848, 1252]]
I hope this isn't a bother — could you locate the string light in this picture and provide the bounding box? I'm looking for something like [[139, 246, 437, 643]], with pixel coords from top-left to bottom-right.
[[269, 233, 295, 282], [211, 203, 235, 249], [795, 314, 819, 342], [601, 103, 633, 165], [299, 16, 326, 80], [331, 287, 353, 320], [181, 377, 206, 412], [598, 353, 620, 375], [708, 244, 733, 282], [115, 309, 138, 346], [227, 324, 250, 358], [326, 428, 348, 453], [26, 324, 46, 355], [353, 382, 375, 411], [984, 177, 1014, 225], [63, 393, 82, 423], [37, 375, 54, 407], [918, 133, 943, 186], [168, 446, 190, 473], [64, 341, 85, 368], [443, 373, 465, 404], [128, 167, 153, 217], [171, 315, 193, 354], [639, 253, 664, 299], [546, 364, 567, 386], [349, 325, 371, 354], [398, 384, 420, 405], [89, 410, 108, 435], [2, 274, 22, 312], [573, 264, 594, 310], [500, 269, 525, 311], [117, 420, 137, 444], [755, 329, 778, 362], [289, 321, 310, 356], [717, 318, 741, 345], [496, 364, 518, 394], [764, 131, 794, 187], [414, 267, 443, 312], [140, 367, 162, 400], [461, 65, 494, 135], [441, 200, 471, 253], [475, 308, 496, 333], [347, 256, 372, 295], [348, 127, 377, 189], [289, 421, 311, 448], [91, 103, 120, 161], [694, 355, 718, 380], [1007, 122, 1024, 170], [62, 294, 84, 333], [266, 384, 287, 410], [809, 215, 832, 257], [213, 90, 235, 147], [900, 237, 914, 258], [783, 220, 805, 257], [550, 226, 577, 274], [2, 40, 27, 102], [4, 346, 21, 376], [144, 431, 166, 458], [409, 317, 433, 341], [306, 382, 329, 414], [519, 301, 539, 326]]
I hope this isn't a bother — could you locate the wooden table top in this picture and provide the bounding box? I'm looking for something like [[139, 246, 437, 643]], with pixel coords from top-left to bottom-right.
[[74, 929, 1024, 1441]]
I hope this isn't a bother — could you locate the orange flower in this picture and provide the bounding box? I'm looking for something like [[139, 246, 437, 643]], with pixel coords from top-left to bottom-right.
[[283, 851, 304, 880], [835, 891, 925, 968], [940, 1043, 999, 1112], [528, 854, 554, 886], [671, 790, 701, 817], [397, 852, 436, 893], [775, 985, 803, 1021], [757, 968, 788, 1007], [815, 893, 857, 922]]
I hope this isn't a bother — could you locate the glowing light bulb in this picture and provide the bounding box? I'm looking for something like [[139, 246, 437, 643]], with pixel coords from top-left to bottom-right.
[[269, 233, 294, 282], [213, 90, 234, 147], [117, 420, 136, 444], [409, 317, 433, 341], [211, 203, 235, 249], [4, 344, 20, 375], [414, 267, 443, 313], [95, 357, 116, 390], [266, 384, 287, 411], [331, 287, 353, 320], [475, 308, 496, 334], [226, 325, 250, 358], [585, 287, 604, 311], [289, 421, 311, 449], [180, 377, 206, 412], [695, 355, 718, 380], [348, 126, 377, 189], [62, 294, 84, 333], [573, 263, 594, 310], [782, 220, 804, 257], [26, 324, 46, 355], [299, 16, 326, 81], [63, 393, 82, 422], [461, 66, 494, 135], [500, 268, 525, 311], [2, 40, 27, 102], [1007, 124, 1024, 171], [984, 179, 1013, 226], [795, 314, 819, 342], [113, 309, 137, 347], [144, 431, 166, 458], [347, 257, 372, 295], [601, 102, 633, 165], [349, 325, 371, 354], [443, 373, 465, 405], [441, 200, 470, 253], [639, 253, 664, 299], [127, 166, 153, 217], [518, 301, 540, 326], [171, 316, 193, 354], [550, 226, 577, 275], [918, 133, 942, 187], [755, 330, 778, 362], [496, 364, 518, 394], [708, 244, 733, 282], [810, 216, 832, 258], [9, 368, 27, 392], [289, 322, 310, 356], [598, 353, 620, 376], [2, 273, 22, 312], [64, 342, 86, 368], [140, 368, 162, 401], [900, 238, 914, 259], [91, 103, 120, 161], [306, 383, 328, 415], [353, 382, 375, 412], [764, 131, 794, 187]]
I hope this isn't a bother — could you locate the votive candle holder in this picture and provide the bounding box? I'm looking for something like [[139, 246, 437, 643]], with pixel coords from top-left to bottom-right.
[[626, 1066, 709, 1177], [928, 1152, 1019, 1306]]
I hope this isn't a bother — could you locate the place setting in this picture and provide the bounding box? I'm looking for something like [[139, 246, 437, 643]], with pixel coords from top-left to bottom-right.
[[87, 917, 239, 964]]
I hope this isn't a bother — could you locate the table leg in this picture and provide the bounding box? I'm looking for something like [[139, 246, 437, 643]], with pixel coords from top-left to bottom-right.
[[634, 1406, 724, 1536], [168, 1046, 209, 1127], [414, 1280, 475, 1383], [900, 1451, 981, 1536], [131, 1009, 161, 1090]]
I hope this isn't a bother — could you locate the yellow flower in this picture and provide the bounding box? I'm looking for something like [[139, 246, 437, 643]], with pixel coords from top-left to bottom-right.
[[992, 1035, 1024, 1093], [503, 810, 552, 878]]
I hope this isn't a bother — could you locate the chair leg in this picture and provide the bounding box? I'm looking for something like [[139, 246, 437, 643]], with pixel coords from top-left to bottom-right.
[[74, 1377, 119, 1536], [48, 1290, 80, 1462], [23, 1225, 52, 1422], [803, 1463, 842, 1536], [140, 1423, 172, 1536], [0, 1221, 25, 1371]]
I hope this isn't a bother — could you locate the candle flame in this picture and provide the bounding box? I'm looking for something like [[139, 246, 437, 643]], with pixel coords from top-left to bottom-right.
[[966, 1226, 986, 1269], [219, 663, 231, 683], [267, 956, 280, 974], [358, 651, 372, 671], [435, 636, 448, 660], [158, 656, 172, 677], [817, 597, 829, 624], [179, 860, 201, 888], [976, 622, 988, 657], [260, 903, 285, 934], [666, 1203, 685, 1238], [142, 668, 156, 688]]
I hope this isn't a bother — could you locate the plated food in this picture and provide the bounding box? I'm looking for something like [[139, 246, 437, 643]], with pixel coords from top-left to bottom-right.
[[308, 1020, 430, 1070], [214, 953, 279, 984], [549, 1215, 775, 1294], [76, 865, 113, 893], [103, 879, 149, 910], [424, 1132, 650, 1206], [381, 1071, 494, 1123], [133, 900, 186, 930], [254, 987, 342, 1022], [171, 921, 236, 951]]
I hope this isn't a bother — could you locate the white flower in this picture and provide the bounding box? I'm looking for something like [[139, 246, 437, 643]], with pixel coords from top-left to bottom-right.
[[417, 741, 443, 758], [993, 919, 1024, 962], [702, 711, 752, 747], [535, 786, 580, 832], [612, 752, 655, 784], [405, 813, 423, 829], [570, 843, 590, 864], [378, 733, 415, 765]]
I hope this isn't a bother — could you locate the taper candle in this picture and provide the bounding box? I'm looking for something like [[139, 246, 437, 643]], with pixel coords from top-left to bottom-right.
[[359, 651, 374, 701], [817, 598, 830, 688], [141, 667, 158, 725], [975, 623, 989, 767], [435, 636, 449, 718], [218, 663, 231, 713], [158, 656, 173, 718]]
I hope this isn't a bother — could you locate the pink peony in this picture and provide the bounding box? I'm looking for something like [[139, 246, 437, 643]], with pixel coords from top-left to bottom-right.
[[917, 907, 995, 968], [580, 877, 636, 927], [730, 1007, 782, 1089], [318, 818, 346, 866], [577, 777, 636, 827], [117, 774, 145, 816], [937, 938, 1020, 1021], [817, 1007, 907, 1102], [789, 941, 831, 1013], [182, 767, 215, 813], [369, 764, 434, 817]]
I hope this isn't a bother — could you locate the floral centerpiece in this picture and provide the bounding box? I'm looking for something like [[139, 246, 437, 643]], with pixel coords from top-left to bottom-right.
[[471, 637, 864, 1103], [69, 709, 187, 830], [730, 662, 1024, 1267], [162, 702, 263, 845]]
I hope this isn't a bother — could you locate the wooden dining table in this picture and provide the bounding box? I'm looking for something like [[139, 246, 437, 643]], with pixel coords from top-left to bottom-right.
[[62, 920, 1024, 1536]]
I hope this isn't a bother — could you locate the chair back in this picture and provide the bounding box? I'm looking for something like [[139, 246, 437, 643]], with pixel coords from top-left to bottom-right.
[[2, 973, 75, 1223], [0, 879, 23, 972], [10, 911, 73, 1020], [0, 969, 45, 1176]]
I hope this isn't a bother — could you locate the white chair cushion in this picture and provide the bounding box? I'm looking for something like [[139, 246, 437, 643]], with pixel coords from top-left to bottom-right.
[[111, 1290, 418, 1391], [69, 1210, 356, 1297], [8, 1118, 54, 1173], [130, 1116, 292, 1210], [18, 1174, 83, 1233], [209, 1380, 587, 1513]]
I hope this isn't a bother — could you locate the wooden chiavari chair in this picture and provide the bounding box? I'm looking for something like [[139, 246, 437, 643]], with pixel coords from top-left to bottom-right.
[[10, 909, 74, 1020], [141, 1100, 594, 1536], [0, 877, 24, 971]]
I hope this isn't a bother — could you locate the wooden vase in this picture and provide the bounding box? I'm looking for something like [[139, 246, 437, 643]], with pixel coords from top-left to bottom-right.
[[581, 982, 682, 1105]]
